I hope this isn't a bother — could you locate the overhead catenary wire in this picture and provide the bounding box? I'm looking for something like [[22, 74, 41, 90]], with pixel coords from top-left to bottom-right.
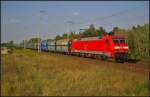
[[98, 13, 149, 30], [75, 4, 147, 29], [96, 14, 148, 32]]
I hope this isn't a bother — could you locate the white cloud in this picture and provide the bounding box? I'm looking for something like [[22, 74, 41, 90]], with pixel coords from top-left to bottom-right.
[[73, 12, 79, 16], [9, 19, 20, 23]]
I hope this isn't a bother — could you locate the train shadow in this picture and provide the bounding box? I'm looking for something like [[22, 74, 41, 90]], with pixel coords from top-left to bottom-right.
[[108, 59, 140, 63], [62, 53, 140, 64], [100, 58, 140, 64]]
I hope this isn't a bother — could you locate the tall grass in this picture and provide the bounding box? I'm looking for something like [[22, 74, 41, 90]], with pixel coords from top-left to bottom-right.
[[1, 49, 149, 96]]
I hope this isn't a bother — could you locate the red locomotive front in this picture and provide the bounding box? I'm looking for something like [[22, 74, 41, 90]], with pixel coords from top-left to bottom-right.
[[70, 35, 128, 62]]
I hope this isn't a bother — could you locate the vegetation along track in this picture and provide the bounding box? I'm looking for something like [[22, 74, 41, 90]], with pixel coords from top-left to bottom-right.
[[1, 49, 149, 96], [40, 50, 149, 75]]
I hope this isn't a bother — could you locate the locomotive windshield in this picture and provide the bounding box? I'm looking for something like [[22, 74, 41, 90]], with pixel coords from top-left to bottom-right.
[[113, 38, 127, 44]]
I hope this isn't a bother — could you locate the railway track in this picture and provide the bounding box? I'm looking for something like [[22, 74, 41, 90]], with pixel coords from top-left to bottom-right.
[[52, 52, 149, 75]]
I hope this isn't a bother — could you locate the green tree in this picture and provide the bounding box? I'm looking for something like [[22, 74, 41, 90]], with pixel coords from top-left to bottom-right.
[[128, 24, 149, 59], [9, 41, 14, 46], [83, 24, 97, 37], [62, 33, 68, 39], [28, 38, 41, 43], [97, 26, 107, 36], [69, 32, 78, 39], [132, 26, 136, 30], [108, 31, 115, 36], [113, 27, 127, 36], [1, 40, 15, 48], [55, 35, 62, 40]]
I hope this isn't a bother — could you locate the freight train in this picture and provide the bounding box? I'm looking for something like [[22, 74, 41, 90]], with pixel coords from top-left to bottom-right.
[[25, 35, 129, 63]]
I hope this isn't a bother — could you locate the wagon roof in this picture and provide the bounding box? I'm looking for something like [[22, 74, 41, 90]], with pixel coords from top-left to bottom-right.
[[47, 39, 55, 41]]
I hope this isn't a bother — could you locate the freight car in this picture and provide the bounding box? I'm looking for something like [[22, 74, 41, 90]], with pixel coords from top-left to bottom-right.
[[26, 42, 39, 50], [41, 39, 56, 52], [55, 39, 70, 54], [41, 40, 48, 51], [41, 39, 71, 54]]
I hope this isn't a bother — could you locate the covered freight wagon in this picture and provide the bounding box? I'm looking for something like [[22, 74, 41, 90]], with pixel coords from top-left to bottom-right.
[[41, 40, 48, 51], [55, 38, 70, 53], [47, 39, 56, 51], [41, 39, 56, 52]]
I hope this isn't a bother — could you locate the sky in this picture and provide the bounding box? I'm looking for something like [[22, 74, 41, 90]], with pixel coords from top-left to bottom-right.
[[1, 1, 149, 44]]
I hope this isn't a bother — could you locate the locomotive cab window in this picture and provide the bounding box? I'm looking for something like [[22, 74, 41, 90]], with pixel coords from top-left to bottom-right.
[[120, 39, 125, 43], [113, 39, 119, 43], [113, 38, 127, 44]]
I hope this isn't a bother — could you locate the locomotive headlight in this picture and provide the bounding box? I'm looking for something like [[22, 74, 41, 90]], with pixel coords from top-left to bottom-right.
[[122, 46, 128, 49], [114, 46, 120, 49], [114, 46, 128, 49]]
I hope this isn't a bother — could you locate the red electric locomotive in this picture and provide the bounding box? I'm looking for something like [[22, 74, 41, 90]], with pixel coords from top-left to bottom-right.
[[70, 35, 128, 63]]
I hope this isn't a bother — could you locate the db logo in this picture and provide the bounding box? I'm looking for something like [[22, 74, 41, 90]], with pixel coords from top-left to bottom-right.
[[84, 45, 87, 49]]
